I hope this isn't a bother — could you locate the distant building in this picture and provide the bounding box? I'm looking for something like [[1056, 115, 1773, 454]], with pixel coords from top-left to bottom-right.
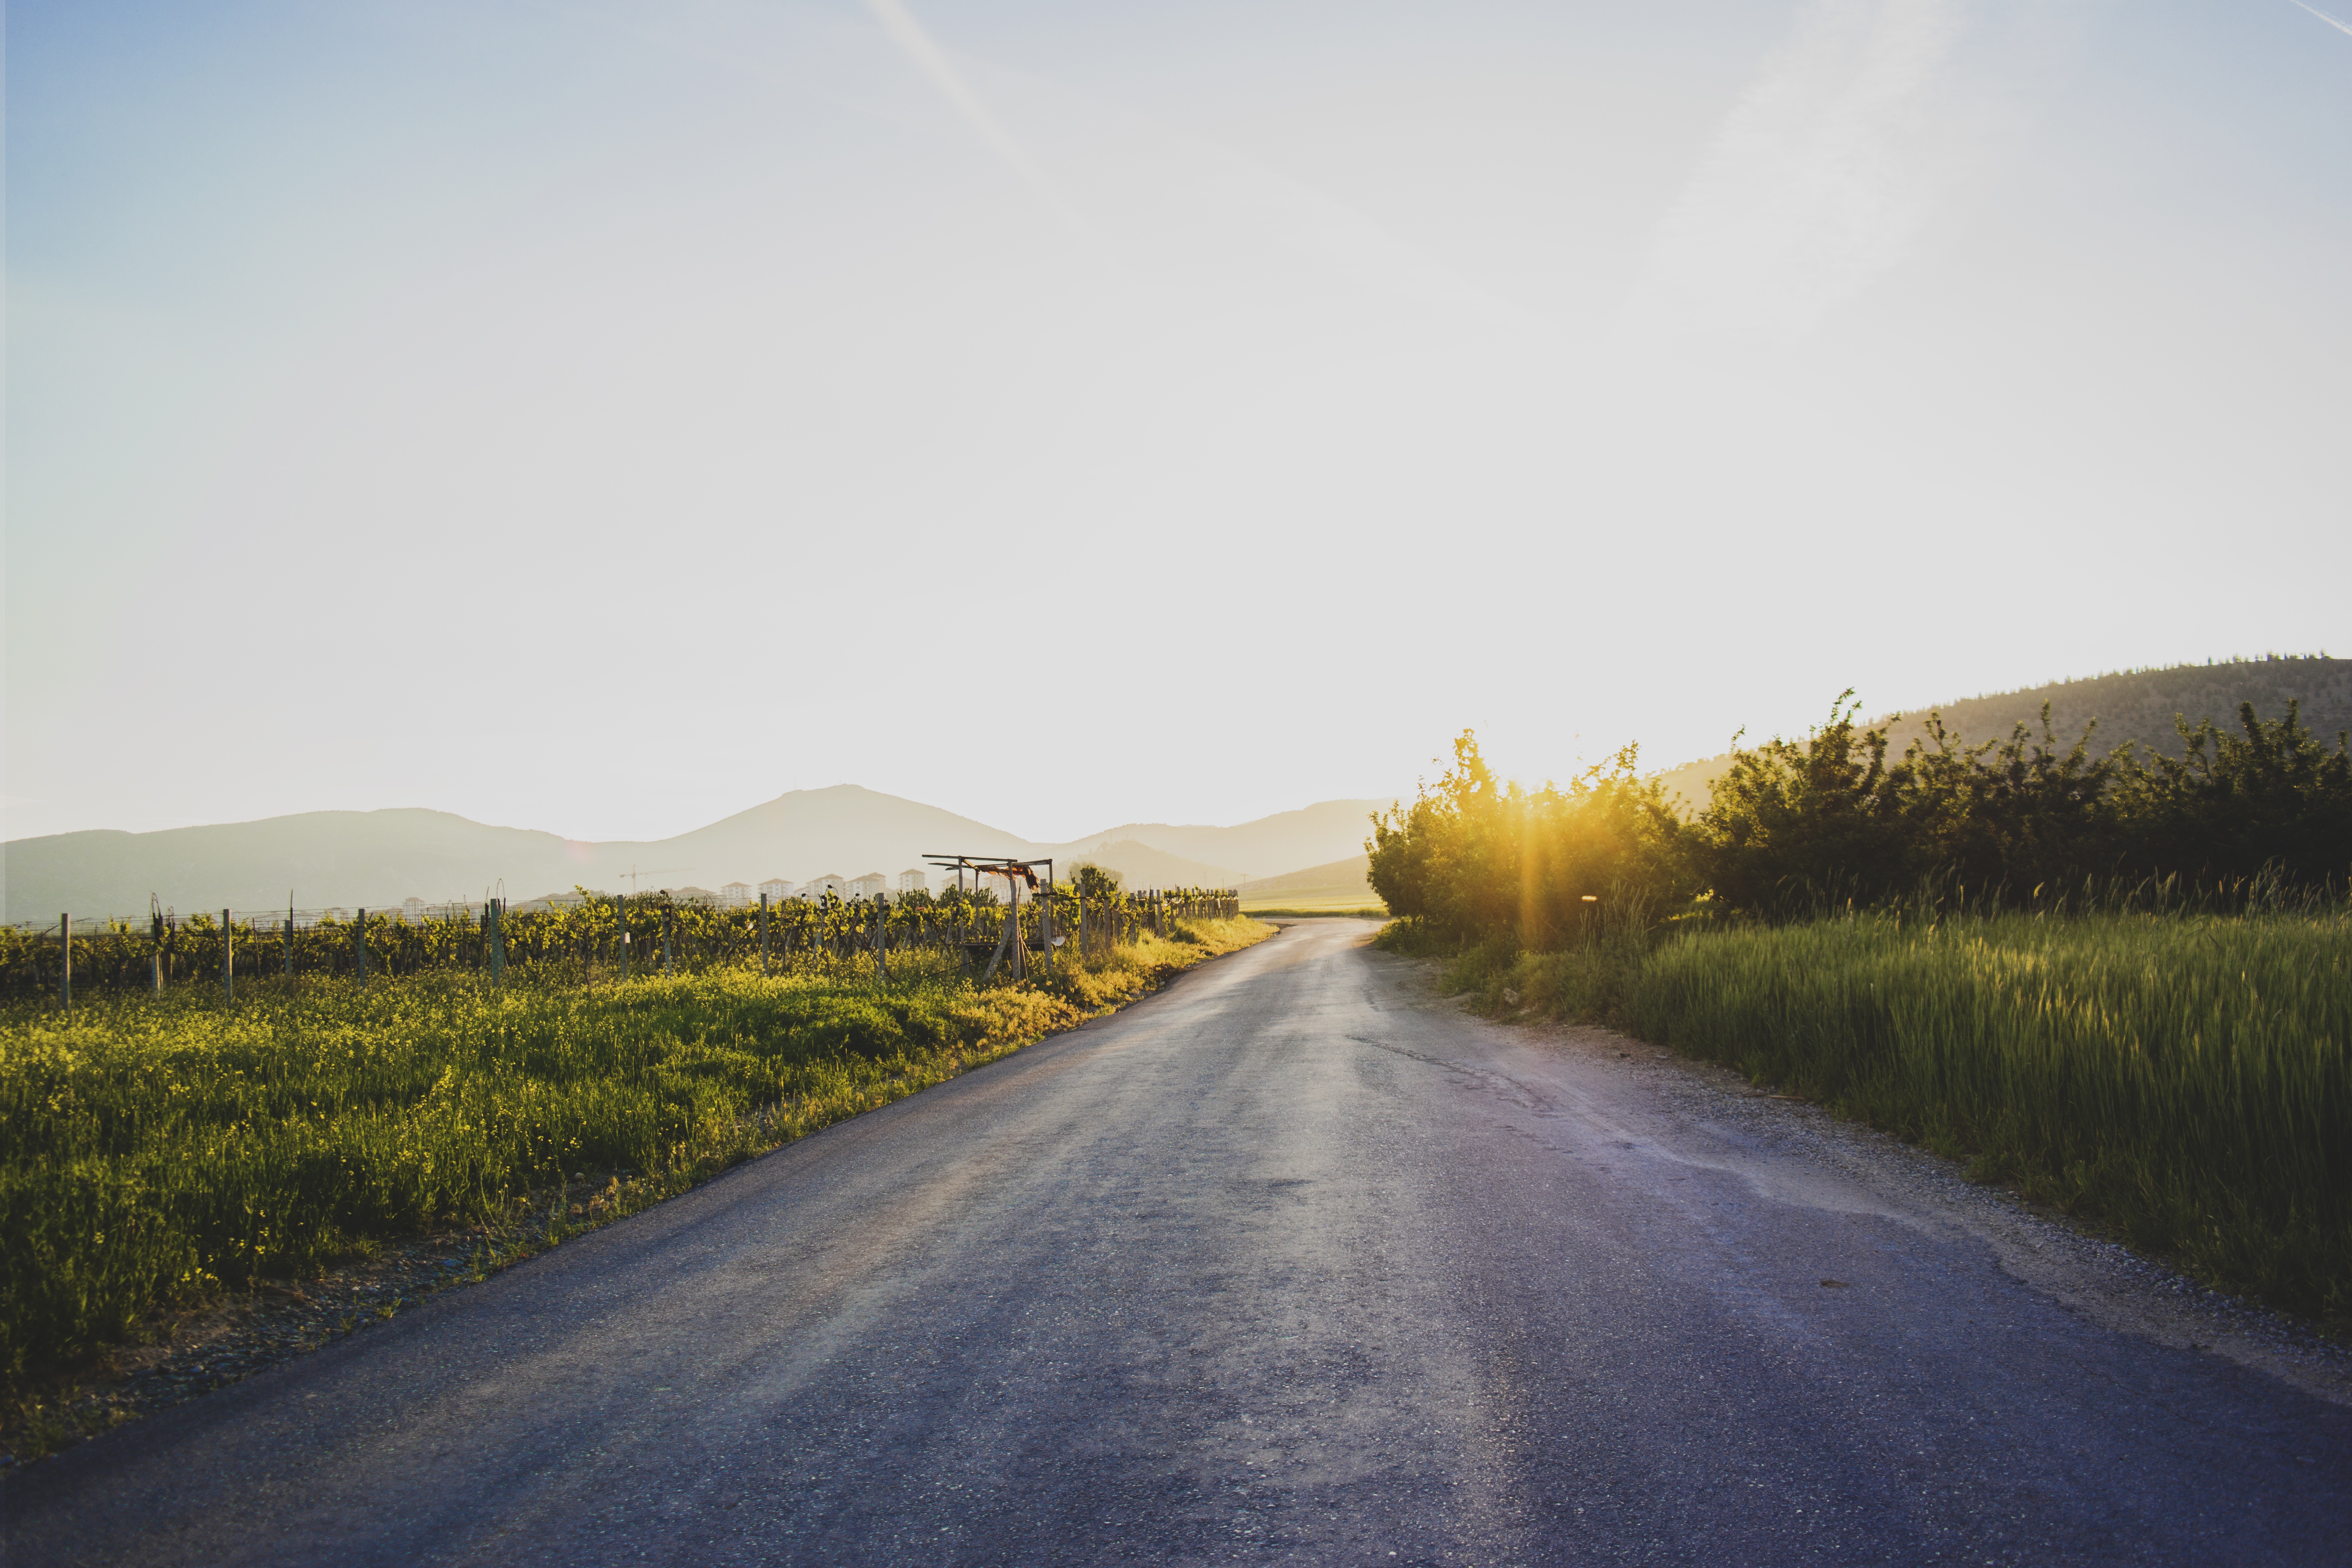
[[759, 877, 795, 902], [401, 897, 425, 922], [720, 882, 752, 907], [897, 868, 928, 895], [849, 872, 888, 899], [668, 886, 720, 905], [799, 874, 846, 900]]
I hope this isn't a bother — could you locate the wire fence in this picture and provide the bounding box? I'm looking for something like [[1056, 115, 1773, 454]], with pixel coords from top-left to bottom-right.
[[3, 885, 1243, 1004]]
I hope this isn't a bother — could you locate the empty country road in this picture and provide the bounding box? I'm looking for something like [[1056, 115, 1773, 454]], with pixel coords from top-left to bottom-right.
[[7, 918, 2349, 1566]]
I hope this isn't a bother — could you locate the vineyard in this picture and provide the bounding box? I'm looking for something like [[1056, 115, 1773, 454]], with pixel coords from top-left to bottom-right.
[[0, 891, 1270, 1407], [1, 884, 1242, 1003]]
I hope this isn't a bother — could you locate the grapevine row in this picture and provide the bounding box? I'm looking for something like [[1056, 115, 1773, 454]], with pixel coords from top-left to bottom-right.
[[1, 885, 1242, 1002]]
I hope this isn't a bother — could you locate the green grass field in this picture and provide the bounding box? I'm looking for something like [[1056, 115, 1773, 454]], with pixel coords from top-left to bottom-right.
[[1240, 892, 1388, 918], [1417, 910, 2352, 1325], [0, 919, 1272, 1391]]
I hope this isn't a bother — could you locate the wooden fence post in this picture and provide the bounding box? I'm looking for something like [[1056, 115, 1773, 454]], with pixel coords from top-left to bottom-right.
[[151, 908, 165, 995], [285, 895, 295, 977], [490, 898, 505, 984], [760, 893, 771, 976], [356, 909, 368, 981], [662, 904, 673, 976], [223, 908, 234, 1000], [59, 913, 70, 1009], [983, 895, 1014, 983]]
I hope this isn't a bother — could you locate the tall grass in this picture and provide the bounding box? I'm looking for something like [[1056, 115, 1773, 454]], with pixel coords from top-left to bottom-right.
[[0, 918, 1271, 1388], [1039, 916, 1269, 1012], [1401, 910, 2352, 1324], [1629, 912, 2352, 1321]]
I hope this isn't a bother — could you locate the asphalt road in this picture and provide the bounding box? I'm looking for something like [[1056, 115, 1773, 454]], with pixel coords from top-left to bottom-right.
[[7, 918, 2349, 1566]]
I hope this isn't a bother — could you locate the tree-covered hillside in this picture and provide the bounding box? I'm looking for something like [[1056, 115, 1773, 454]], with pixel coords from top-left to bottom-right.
[[1657, 655, 2349, 813]]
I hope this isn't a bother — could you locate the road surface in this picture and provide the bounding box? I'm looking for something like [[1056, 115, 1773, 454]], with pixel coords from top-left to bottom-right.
[[7, 918, 2349, 1565]]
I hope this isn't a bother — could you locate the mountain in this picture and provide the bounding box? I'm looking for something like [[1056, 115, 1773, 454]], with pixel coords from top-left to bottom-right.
[[6, 810, 591, 925], [1061, 799, 1387, 883], [38, 656, 2337, 917], [0, 786, 1392, 922], [1652, 655, 2352, 815], [1059, 841, 1242, 890], [633, 787, 1038, 893], [1238, 854, 1375, 900]]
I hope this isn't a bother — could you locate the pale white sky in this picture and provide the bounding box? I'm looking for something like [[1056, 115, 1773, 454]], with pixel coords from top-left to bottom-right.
[[7, 0, 2349, 844]]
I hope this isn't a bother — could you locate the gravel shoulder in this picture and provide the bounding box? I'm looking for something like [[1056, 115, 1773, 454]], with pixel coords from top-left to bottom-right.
[[1476, 977, 2352, 1410]]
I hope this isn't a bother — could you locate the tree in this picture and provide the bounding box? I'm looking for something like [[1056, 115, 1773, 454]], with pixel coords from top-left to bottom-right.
[[2111, 701, 2352, 888], [1693, 693, 1914, 914], [1368, 730, 1687, 946]]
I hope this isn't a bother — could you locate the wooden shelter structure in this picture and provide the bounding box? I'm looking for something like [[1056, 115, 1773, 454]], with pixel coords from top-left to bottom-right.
[[922, 854, 1055, 981]]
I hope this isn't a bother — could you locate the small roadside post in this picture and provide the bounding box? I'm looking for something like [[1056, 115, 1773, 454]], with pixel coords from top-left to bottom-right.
[[1039, 860, 1056, 969], [59, 914, 71, 1009], [223, 908, 235, 1001]]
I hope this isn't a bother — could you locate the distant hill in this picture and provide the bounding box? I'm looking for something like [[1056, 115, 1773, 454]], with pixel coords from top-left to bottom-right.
[[1653, 655, 2352, 815], [8, 810, 594, 926], [1069, 800, 1387, 883], [634, 787, 1038, 895], [1060, 840, 1242, 890], [0, 785, 1394, 922], [1239, 854, 1375, 900]]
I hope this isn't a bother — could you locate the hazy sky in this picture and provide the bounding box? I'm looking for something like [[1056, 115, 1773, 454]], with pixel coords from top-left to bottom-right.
[[8, 0, 2349, 845]]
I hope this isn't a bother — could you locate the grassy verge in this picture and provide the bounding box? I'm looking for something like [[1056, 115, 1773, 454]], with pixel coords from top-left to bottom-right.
[[1384, 911, 2352, 1327], [1242, 904, 1390, 919], [1240, 886, 1389, 919], [1, 919, 1273, 1415], [1035, 916, 1271, 1011]]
